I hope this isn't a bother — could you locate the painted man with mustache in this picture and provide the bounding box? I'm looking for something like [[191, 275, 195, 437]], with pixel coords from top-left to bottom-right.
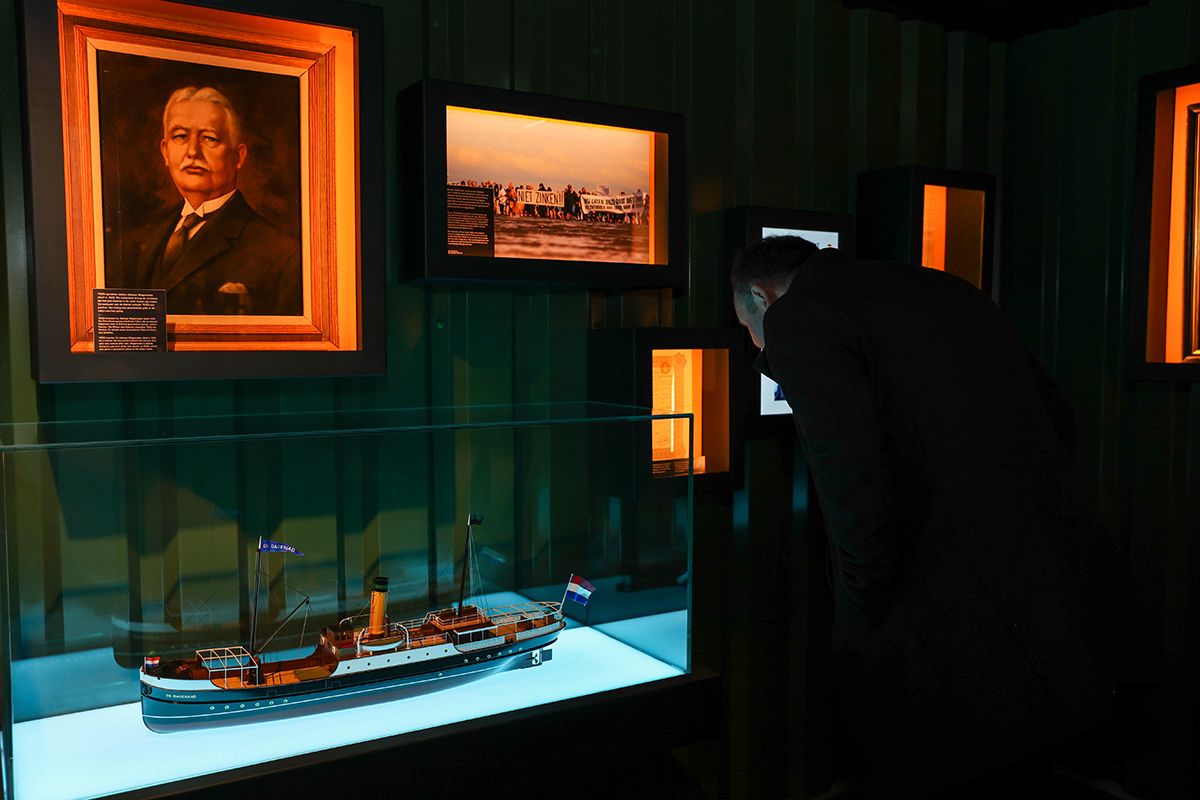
[[120, 86, 302, 316]]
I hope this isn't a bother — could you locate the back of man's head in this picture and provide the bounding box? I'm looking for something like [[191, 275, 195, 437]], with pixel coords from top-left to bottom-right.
[[730, 235, 819, 299]]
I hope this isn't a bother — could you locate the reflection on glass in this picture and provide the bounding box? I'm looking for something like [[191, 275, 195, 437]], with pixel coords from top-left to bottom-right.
[[1, 408, 693, 798]]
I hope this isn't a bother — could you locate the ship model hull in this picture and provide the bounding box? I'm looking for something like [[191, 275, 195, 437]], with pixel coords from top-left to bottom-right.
[[141, 518, 572, 732], [141, 584, 566, 731], [140, 622, 561, 731]]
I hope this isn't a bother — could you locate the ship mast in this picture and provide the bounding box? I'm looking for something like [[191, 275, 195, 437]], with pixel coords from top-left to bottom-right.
[[250, 536, 263, 652], [457, 514, 482, 615]]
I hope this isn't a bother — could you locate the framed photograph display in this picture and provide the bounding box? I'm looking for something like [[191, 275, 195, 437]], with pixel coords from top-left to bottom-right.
[[400, 80, 686, 288], [20, 0, 384, 381], [589, 327, 744, 494], [1129, 61, 1200, 380], [856, 166, 996, 295], [725, 206, 854, 437]]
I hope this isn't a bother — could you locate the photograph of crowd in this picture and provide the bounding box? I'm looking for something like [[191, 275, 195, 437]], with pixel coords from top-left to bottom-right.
[[446, 106, 667, 264]]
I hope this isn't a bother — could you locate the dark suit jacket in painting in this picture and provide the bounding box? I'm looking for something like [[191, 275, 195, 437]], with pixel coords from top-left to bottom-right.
[[756, 249, 1149, 797], [115, 190, 302, 316]]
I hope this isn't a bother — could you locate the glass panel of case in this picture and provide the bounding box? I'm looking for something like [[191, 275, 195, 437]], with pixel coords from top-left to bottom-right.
[[0, 403, 692, 799]]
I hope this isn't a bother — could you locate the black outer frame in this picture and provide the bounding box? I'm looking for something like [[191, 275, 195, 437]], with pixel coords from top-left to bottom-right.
[[855, 164, 997, 298], [18, 0, 385, 383], [589, 326, 745, 495], [1128, 61, 1200, 382], [725, 206, 855, 440], [399, 79, 687, 289]]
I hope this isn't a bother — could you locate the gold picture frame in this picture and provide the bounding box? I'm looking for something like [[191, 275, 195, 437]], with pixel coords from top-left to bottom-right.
[[22, 0, 383, 380]]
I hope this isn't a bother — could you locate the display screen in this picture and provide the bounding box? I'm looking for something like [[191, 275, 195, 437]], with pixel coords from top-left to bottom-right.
[[757, 226, 841, 416], [761, 226, 840, 251], [445, 106, 669, 265]]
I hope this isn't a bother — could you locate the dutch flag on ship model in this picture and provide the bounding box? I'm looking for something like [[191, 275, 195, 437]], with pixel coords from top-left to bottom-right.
[[565, 574, 596, 606]]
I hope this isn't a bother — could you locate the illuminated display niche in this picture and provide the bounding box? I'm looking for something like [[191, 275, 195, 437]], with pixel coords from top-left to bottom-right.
[[650, 347, 730, 477], [1131, 62, 1200, 377], [400, 79, 686, 288], [589, 328, 744, 493], [920, 184, 987, 288], [857, 165, 995, 292]]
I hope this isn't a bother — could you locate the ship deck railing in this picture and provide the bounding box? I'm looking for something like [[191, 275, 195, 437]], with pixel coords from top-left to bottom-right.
[[329, 600, 563, 651], [427, 601, 564, 649], [196, 645, 258, 685]]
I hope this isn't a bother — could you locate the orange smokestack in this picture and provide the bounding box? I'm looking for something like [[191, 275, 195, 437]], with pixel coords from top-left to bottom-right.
[[368, 576, 389, 636]]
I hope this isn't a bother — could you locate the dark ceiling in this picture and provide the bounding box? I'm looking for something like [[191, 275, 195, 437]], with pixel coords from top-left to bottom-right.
[[840, 0, 1150, 40]]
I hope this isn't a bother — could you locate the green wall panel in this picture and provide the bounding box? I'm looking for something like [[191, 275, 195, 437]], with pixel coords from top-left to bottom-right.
[[1003, 1, 1200, 793], [3, 0, 1155, 796]]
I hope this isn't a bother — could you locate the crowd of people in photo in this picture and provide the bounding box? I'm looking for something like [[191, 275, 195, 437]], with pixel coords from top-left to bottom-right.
[[449, 178, 649, 224]]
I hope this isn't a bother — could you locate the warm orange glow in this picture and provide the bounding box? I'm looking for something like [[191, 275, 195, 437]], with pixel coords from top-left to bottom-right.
[[445, 106, 667, 265], [922, 183, 987, 288], [1163, 82, 1200, 361], [652, 348, 703, 471], [650, 347, 731, 476], [1146, 88, 1176, 362], [58, 0, 361, 352], [921, 184, 947, 271]]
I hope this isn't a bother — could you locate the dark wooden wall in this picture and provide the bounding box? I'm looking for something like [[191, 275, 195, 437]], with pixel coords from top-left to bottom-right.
[[18, 0, 1200, 798], [1003, 0, 1200, 794]]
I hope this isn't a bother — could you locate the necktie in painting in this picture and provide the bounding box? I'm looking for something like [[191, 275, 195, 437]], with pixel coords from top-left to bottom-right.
[[160, 212, 202, 272]]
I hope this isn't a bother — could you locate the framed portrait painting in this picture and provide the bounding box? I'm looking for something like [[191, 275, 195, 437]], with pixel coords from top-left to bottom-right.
[[20, 0, 384, 381]]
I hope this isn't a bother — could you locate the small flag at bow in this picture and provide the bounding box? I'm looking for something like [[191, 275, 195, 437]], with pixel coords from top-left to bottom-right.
[[259, 538, 304, 556], [565, 574, 596, 606], [143, 655, 160, 669]]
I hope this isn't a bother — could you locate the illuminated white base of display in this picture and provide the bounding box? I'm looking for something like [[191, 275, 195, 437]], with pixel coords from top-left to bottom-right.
[[13, 613, 686, 800]]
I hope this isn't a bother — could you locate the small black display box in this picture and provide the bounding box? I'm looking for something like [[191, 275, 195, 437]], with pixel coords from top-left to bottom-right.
[[856, 166, 996, 292], [589, 327, 745, 494], [725, 206, 854, 438]]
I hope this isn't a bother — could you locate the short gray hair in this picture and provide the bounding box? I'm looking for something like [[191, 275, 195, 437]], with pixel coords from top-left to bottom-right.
[[731, 235, 818, 301], [162, 86, 242, 147]]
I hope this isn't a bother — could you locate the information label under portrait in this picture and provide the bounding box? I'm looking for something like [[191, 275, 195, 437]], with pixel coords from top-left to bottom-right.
[[93, 288, 167, 352]]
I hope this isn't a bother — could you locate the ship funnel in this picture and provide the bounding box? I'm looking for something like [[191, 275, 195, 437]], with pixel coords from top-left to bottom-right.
[[368, 576, 389, 636]]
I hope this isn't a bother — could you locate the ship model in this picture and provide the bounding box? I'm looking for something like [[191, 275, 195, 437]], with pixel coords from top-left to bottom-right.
[[140, 515, 592, 731]]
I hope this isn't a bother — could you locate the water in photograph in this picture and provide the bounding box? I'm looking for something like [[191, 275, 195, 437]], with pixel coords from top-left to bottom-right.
[[493, 216, 651, 263]]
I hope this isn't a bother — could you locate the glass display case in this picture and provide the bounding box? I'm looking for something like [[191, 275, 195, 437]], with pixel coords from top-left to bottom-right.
[[0, 403, 696, 799], [589, 328, 744, 494], [856, 165, 996, 293]]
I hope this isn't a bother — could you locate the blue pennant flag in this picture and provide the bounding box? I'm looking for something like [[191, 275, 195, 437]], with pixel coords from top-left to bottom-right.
[[259, 539, 304, 556]]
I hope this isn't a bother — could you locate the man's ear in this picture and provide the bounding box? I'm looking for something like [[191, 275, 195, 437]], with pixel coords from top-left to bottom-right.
[[748, 282, 772, 310], [234, 142, 248, 171]]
